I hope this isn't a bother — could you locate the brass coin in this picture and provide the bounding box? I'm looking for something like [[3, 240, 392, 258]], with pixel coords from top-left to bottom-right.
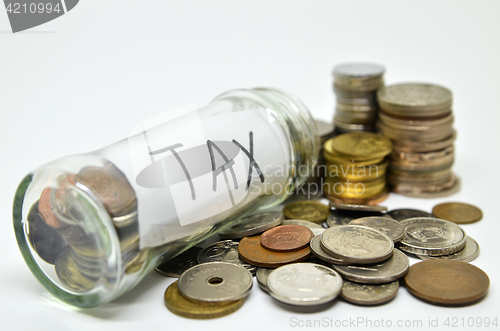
[[283, 201, 330, 223], [432, 202, 483, 224], [260, 225, 313, 252], [327, 132, 392, 161], [238, 235, 310, 268], [404, 260, 489, 306], [164, 281, 245, 319]]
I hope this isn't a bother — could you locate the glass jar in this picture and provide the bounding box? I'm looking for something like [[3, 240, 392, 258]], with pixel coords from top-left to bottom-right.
[[13, 87, 318, 308]]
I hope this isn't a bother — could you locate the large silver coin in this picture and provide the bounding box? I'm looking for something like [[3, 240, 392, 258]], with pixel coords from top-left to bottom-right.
[[333, 63, 385, 79], [267, 263, 342, 306], [321, 225, 394, 264], [416, 237, 479, 262], [309, 235, 349, 265], [178, 262, 253, 303], [341, 281, 399, 306], [156, 246, 202, 278], [198, 240, 256, 274], [386, 209, 432, 221], [399, 217, 466, 256], [327, 210, 391, 227], [282, 219, 324, 230], [332, 249, 409, 284], [329, 202, 388, 213], [349, 217, 405, 242], [219, 212, 284, 239], [256, 268, 273, 293]]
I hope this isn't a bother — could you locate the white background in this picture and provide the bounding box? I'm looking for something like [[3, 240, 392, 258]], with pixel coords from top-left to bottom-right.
[[1, 1, 499, 330]]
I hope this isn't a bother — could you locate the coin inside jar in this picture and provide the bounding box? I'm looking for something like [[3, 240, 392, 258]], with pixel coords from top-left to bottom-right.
[[260, 225, 313, 252], [178, 262, 253, 304], [155, 246, 202, 278], [267, 263, 343, 306], [404, 260, 489, 306]]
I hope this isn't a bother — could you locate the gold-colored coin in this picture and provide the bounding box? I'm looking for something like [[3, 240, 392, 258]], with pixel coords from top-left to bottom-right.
[[323, 148, 384, 166], [55, 247, 98, 292], [432, 202, 483, 224], [324, 179, 386, 199], [326, 132, 392, 161], [283, 201, 330, 223], [164, 281, 245, 319], [326, 159, 388, 181]]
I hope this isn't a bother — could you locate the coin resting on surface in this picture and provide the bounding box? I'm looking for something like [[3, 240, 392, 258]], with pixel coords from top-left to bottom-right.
[[267, 263, 343, 306], [385, 208, 432, 221], [398, 217, 467, 256], [197, 240, 256, 274], [282, 219, 325, 230], [256, 268, 273, 293], [332, 249, 409, 284], [341, 281, 399, 306], [329, 202, 388, 213], [177, 262, 253, 304], [416, 237, 480, 263], [404, 260, 489, 306], [432, 202, 483, 224], [349, 216, 405, 242], [155, 246, 202, 278], [309, 234, 349, 265], [218, 212, 284, 239], [260, 225, 313, 252], [238, 235, 310, 268], [282, 201, 331, 223], [164, 281, 245, 319], [321, 225, 394, 264]]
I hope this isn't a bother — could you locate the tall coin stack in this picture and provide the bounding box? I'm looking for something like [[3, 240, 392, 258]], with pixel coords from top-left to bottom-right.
[[332, 63, 385, 133], [376, 83, 459, 198], [323, 132, 392, 205]]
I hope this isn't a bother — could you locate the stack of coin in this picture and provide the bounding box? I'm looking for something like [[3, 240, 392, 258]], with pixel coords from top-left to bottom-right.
[[323, 132, 392, 204], [398, 217, 480, 263], [165, 262, 252, 319], [332, 63, 385, 133], [377, 83, 459, 197]]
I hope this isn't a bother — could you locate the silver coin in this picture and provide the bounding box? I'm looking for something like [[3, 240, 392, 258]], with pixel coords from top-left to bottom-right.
[[310, 228, 326, 236], [332, 249, 409, 284], [416, 237, 479, 262], [341, 281, 399, 306], [282, 219, 324, 230], [349, 217, 405, 242], [155, 246, 202, 278], [198, 240, 256, 274], [178, 262, 253, 303], [327, 210, 391, 227], [333, 63, 385, 79], [399, 217, 466, 256], [329, 202, 388, 213], [219, 212, 284, 239], [385, 209, 432, 221], [256, 268, 273, 293], [309, 235, 349, 265], [321, 225, 394, 264], [267, 263, 342, 306]]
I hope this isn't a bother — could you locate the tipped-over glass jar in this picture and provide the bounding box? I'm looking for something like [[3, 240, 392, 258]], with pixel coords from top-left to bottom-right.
[[13, 88, 318, 308]]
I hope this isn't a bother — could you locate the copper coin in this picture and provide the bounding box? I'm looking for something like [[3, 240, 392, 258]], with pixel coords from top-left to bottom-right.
[[38, 188, 65, 229], [432, 202, 483, 224], [260, 225, 313, 252], [238, 235, 310, 268], [404, 260, 489, 306]]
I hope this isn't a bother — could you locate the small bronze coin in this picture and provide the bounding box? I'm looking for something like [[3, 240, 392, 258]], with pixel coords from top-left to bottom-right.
[[404, 260, 489, 306], [238, 235, 310, 268], [432, 202, 483, 224], [283, 201, 331, 223], [164, 281, 245, 319], [38, 188, 65, 229], [260, 225, 313, 252]]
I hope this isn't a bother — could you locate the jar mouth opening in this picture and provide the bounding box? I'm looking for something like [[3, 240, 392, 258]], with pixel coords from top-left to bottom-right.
[[13, 170, 123, 308]]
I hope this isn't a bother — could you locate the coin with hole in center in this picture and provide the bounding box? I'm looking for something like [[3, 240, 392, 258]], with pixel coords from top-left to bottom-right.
[[178, 262, 253, 304]]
